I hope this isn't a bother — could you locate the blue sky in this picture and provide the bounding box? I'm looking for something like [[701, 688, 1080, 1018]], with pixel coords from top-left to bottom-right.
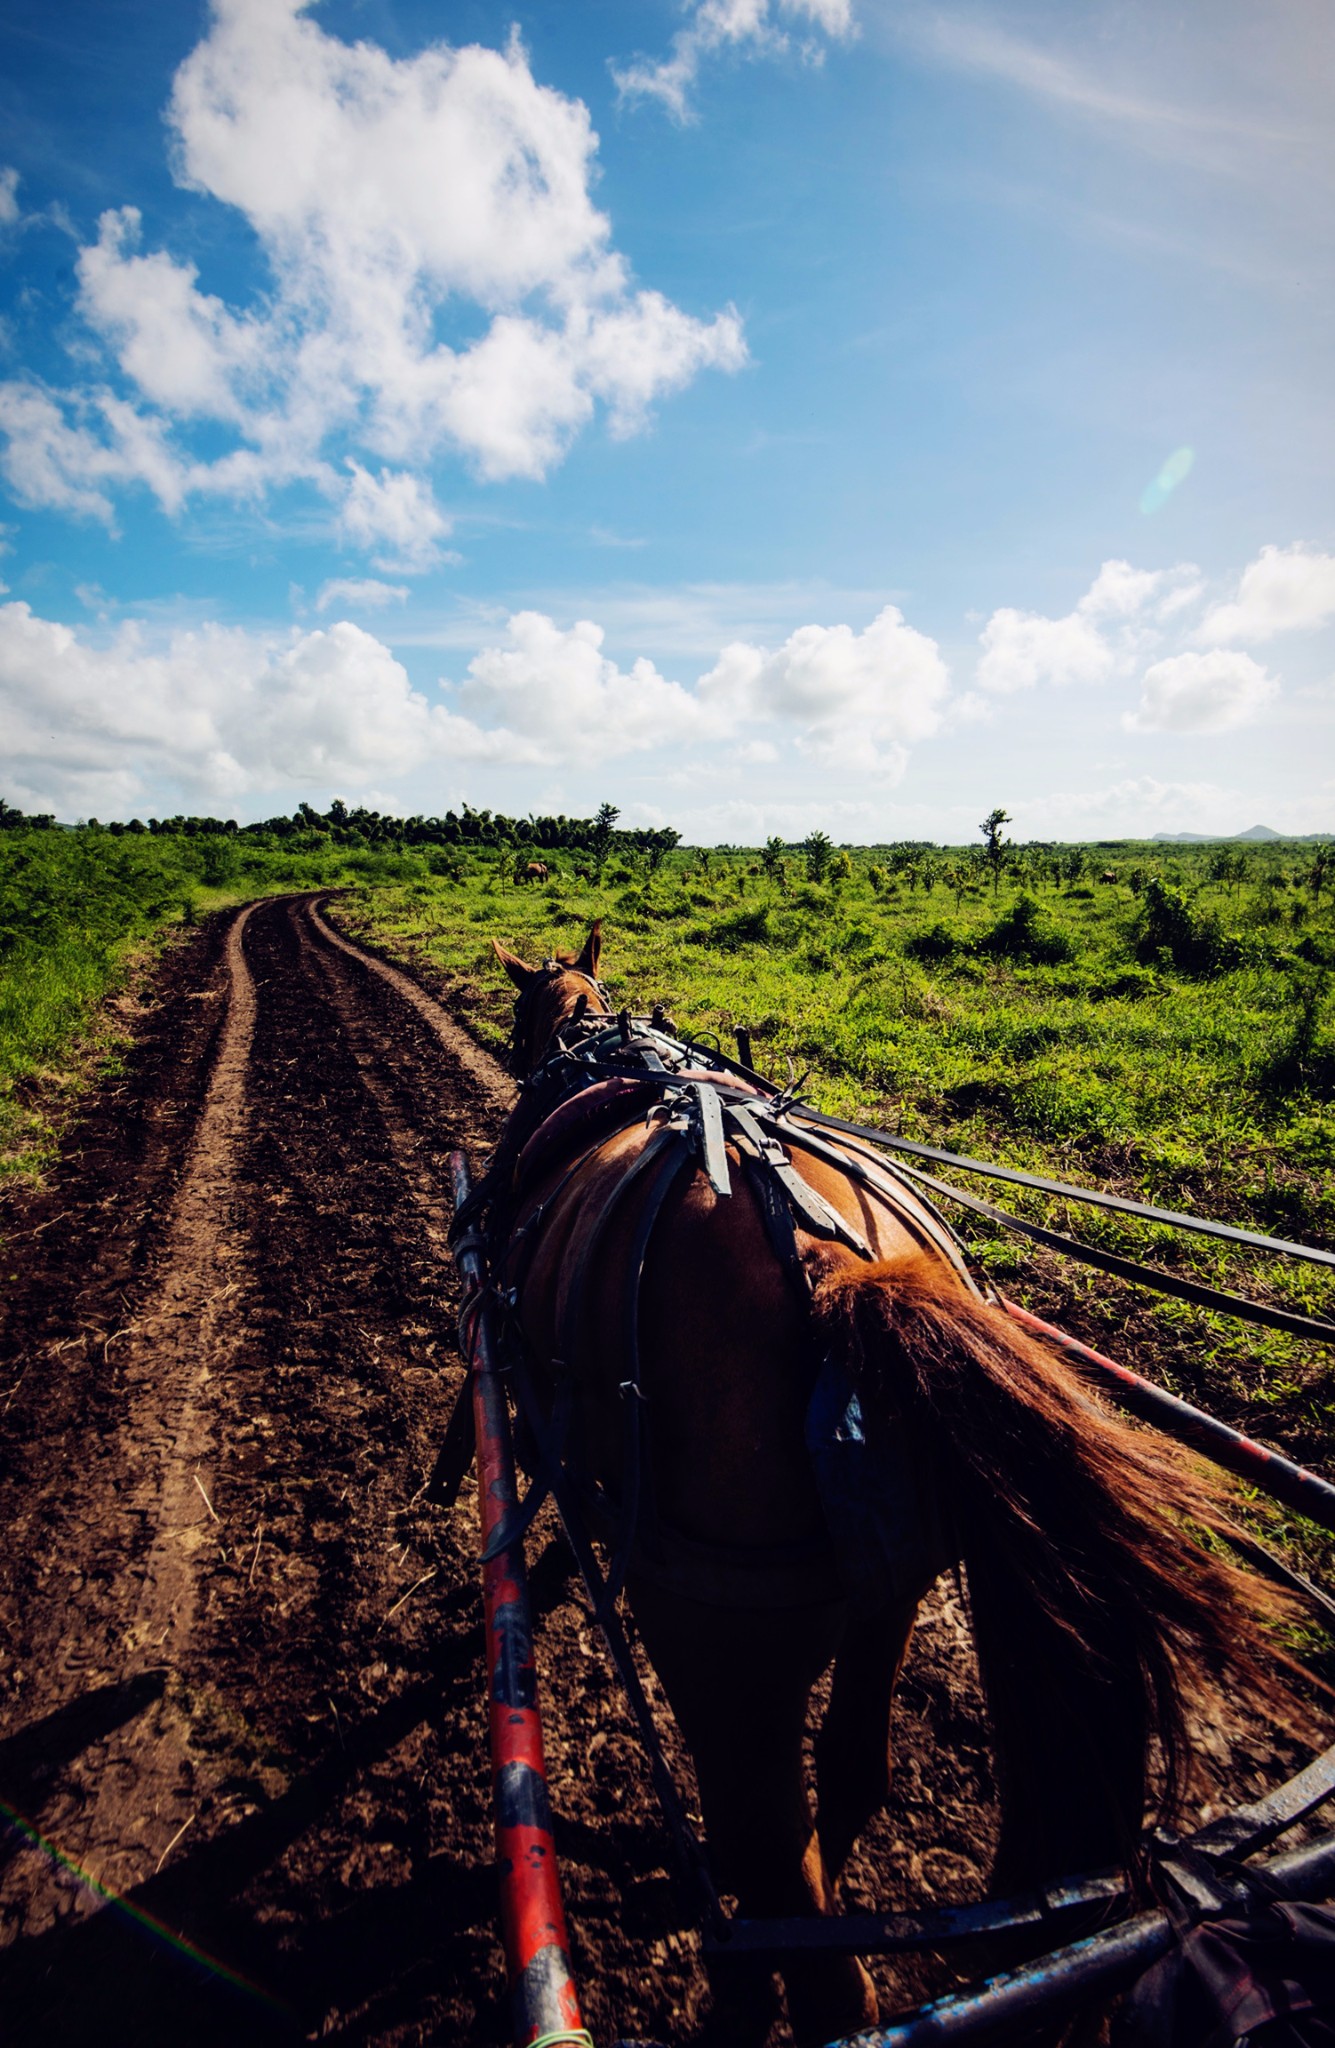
[[0, 0, 1331, 840]]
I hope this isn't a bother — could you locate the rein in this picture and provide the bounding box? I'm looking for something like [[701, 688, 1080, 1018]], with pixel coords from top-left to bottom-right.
[[483, 999, 1335, 1350], [506, 962, 612, 1076]]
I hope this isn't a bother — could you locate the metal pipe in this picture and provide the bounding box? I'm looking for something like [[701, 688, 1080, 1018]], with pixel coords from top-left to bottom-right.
[[449, 1150, 590, 2048], [829, 1825, 1335, 2048], [1001, 1296, 1335, 1536]]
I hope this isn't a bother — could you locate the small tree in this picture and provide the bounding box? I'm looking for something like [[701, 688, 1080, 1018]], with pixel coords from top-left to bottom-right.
[[589, 800, 620, 881], [761, 835, 786, 882], [1307, 846, 1333, 908], [942, 859, 968, 909], [803, 829, 833, 883], [979, 807, 1011, 898]]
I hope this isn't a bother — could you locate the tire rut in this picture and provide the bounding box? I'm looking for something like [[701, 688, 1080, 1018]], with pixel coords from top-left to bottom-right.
[[15, 902, 261, 1918], [0, 896, 514, 2043]]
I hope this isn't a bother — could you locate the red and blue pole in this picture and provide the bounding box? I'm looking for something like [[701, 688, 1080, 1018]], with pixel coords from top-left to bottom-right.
[[449, 1150, 591, 2048], [1001, 1295, 1335, 1534]]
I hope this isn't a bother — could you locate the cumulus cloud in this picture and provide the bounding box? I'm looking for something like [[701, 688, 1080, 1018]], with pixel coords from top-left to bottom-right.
[[614, 0, 855, 122], [0, 384, 193, 525], [975, 557, 1194, 693], [0, 168, 19, 228], [698, 604, 948, 776], [0, 2, 745, 541], [0, 600, 518, 814], [976, 604, 1115, 695], [338, 465, 453, 573], [1126, 649, 1279, 733], [1, 593, 952, 811], [457, 612, 726, 764], [1198, 543, 1335, 644]]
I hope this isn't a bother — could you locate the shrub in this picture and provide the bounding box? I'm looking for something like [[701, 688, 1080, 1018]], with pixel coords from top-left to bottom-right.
[[1132, 877, 1242, 975], [702, 905, 772, 950], [1255, 973, 1335, 1100], [905, 919, 970, 961], [980, 893, 1077, 966]]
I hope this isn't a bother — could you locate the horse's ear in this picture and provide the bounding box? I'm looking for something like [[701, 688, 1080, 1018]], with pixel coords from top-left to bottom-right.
[[492, 938, 536, 989], [574, 919, 602, 979]]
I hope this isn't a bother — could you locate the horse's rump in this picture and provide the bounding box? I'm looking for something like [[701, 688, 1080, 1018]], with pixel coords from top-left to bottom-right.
[[499, 1095, 966, 1594]]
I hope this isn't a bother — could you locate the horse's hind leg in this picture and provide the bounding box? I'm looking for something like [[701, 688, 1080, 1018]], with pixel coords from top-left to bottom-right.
[[629, 1577, 877, 2047], [814, 1594, 919, 1885]]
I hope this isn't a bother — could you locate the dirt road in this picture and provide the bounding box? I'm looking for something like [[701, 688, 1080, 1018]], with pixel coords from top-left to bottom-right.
[[0, 894, 1305, 2046]]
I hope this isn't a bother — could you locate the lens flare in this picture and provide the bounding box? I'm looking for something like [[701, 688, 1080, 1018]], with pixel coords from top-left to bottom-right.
[[0, 1795, 290, 2014], [1140, 445, 1195, 515]]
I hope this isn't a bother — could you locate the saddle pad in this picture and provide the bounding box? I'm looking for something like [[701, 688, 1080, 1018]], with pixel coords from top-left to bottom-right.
[[513, 1069, 765, 1195]]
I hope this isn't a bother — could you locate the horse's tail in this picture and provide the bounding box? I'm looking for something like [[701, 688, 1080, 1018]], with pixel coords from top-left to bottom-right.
[[811, 1251, 1302, 1886]]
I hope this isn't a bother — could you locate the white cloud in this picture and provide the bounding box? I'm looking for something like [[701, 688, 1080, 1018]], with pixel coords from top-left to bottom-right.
[[0, 384, 192, 526], [0, 168, 19, 228], [614, 0, 855, 122], [1198, 543, 1335, 644], [77, 207, 265, 424], [975, 557, 1193, 693], [0, 3, 745, 539], [0, 600, 518, 813], [457, 612, 726, 764], [977, 604, 1116, 694], [1080, 558, 1166, 618], [1127, 649, 1279, 733], [698, 604, 948, 776], [1, 592, 954, 810], [338, 465, 454, 573], [315, 578, 410, 613]]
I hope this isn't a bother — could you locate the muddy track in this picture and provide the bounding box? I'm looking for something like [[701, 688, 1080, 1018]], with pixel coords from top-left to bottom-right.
[[0, 895, 1313, 2047]]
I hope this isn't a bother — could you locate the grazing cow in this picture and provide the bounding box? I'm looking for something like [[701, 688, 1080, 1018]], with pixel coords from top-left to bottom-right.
[[518, 861, 549, 884], [1100, 868, 1118, 884]]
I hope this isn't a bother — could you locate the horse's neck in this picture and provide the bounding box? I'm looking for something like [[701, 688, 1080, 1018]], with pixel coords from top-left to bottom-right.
[[532, 977, 610, 1063]]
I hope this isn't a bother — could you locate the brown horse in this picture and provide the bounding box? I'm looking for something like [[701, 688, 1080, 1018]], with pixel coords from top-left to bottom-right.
[[483, 921, 1296, 2045]]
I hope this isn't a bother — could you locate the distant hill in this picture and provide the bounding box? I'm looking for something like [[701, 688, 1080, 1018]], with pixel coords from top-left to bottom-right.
[[1152, 825, 1285, 843]]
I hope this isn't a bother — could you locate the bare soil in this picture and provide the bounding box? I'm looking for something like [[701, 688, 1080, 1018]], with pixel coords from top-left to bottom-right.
[[0, 894, 1314, 2046]]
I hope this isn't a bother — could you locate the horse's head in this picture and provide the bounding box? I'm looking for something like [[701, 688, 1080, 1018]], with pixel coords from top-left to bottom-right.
[[491, 919, 609, 1075]]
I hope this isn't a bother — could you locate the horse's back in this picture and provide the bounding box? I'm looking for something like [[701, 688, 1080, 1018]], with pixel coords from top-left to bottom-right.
[[507, 1118, 956, 1562]]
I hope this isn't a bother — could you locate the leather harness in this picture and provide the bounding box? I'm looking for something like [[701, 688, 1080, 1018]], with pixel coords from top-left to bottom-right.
[[455, 977, 977, 1610]]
